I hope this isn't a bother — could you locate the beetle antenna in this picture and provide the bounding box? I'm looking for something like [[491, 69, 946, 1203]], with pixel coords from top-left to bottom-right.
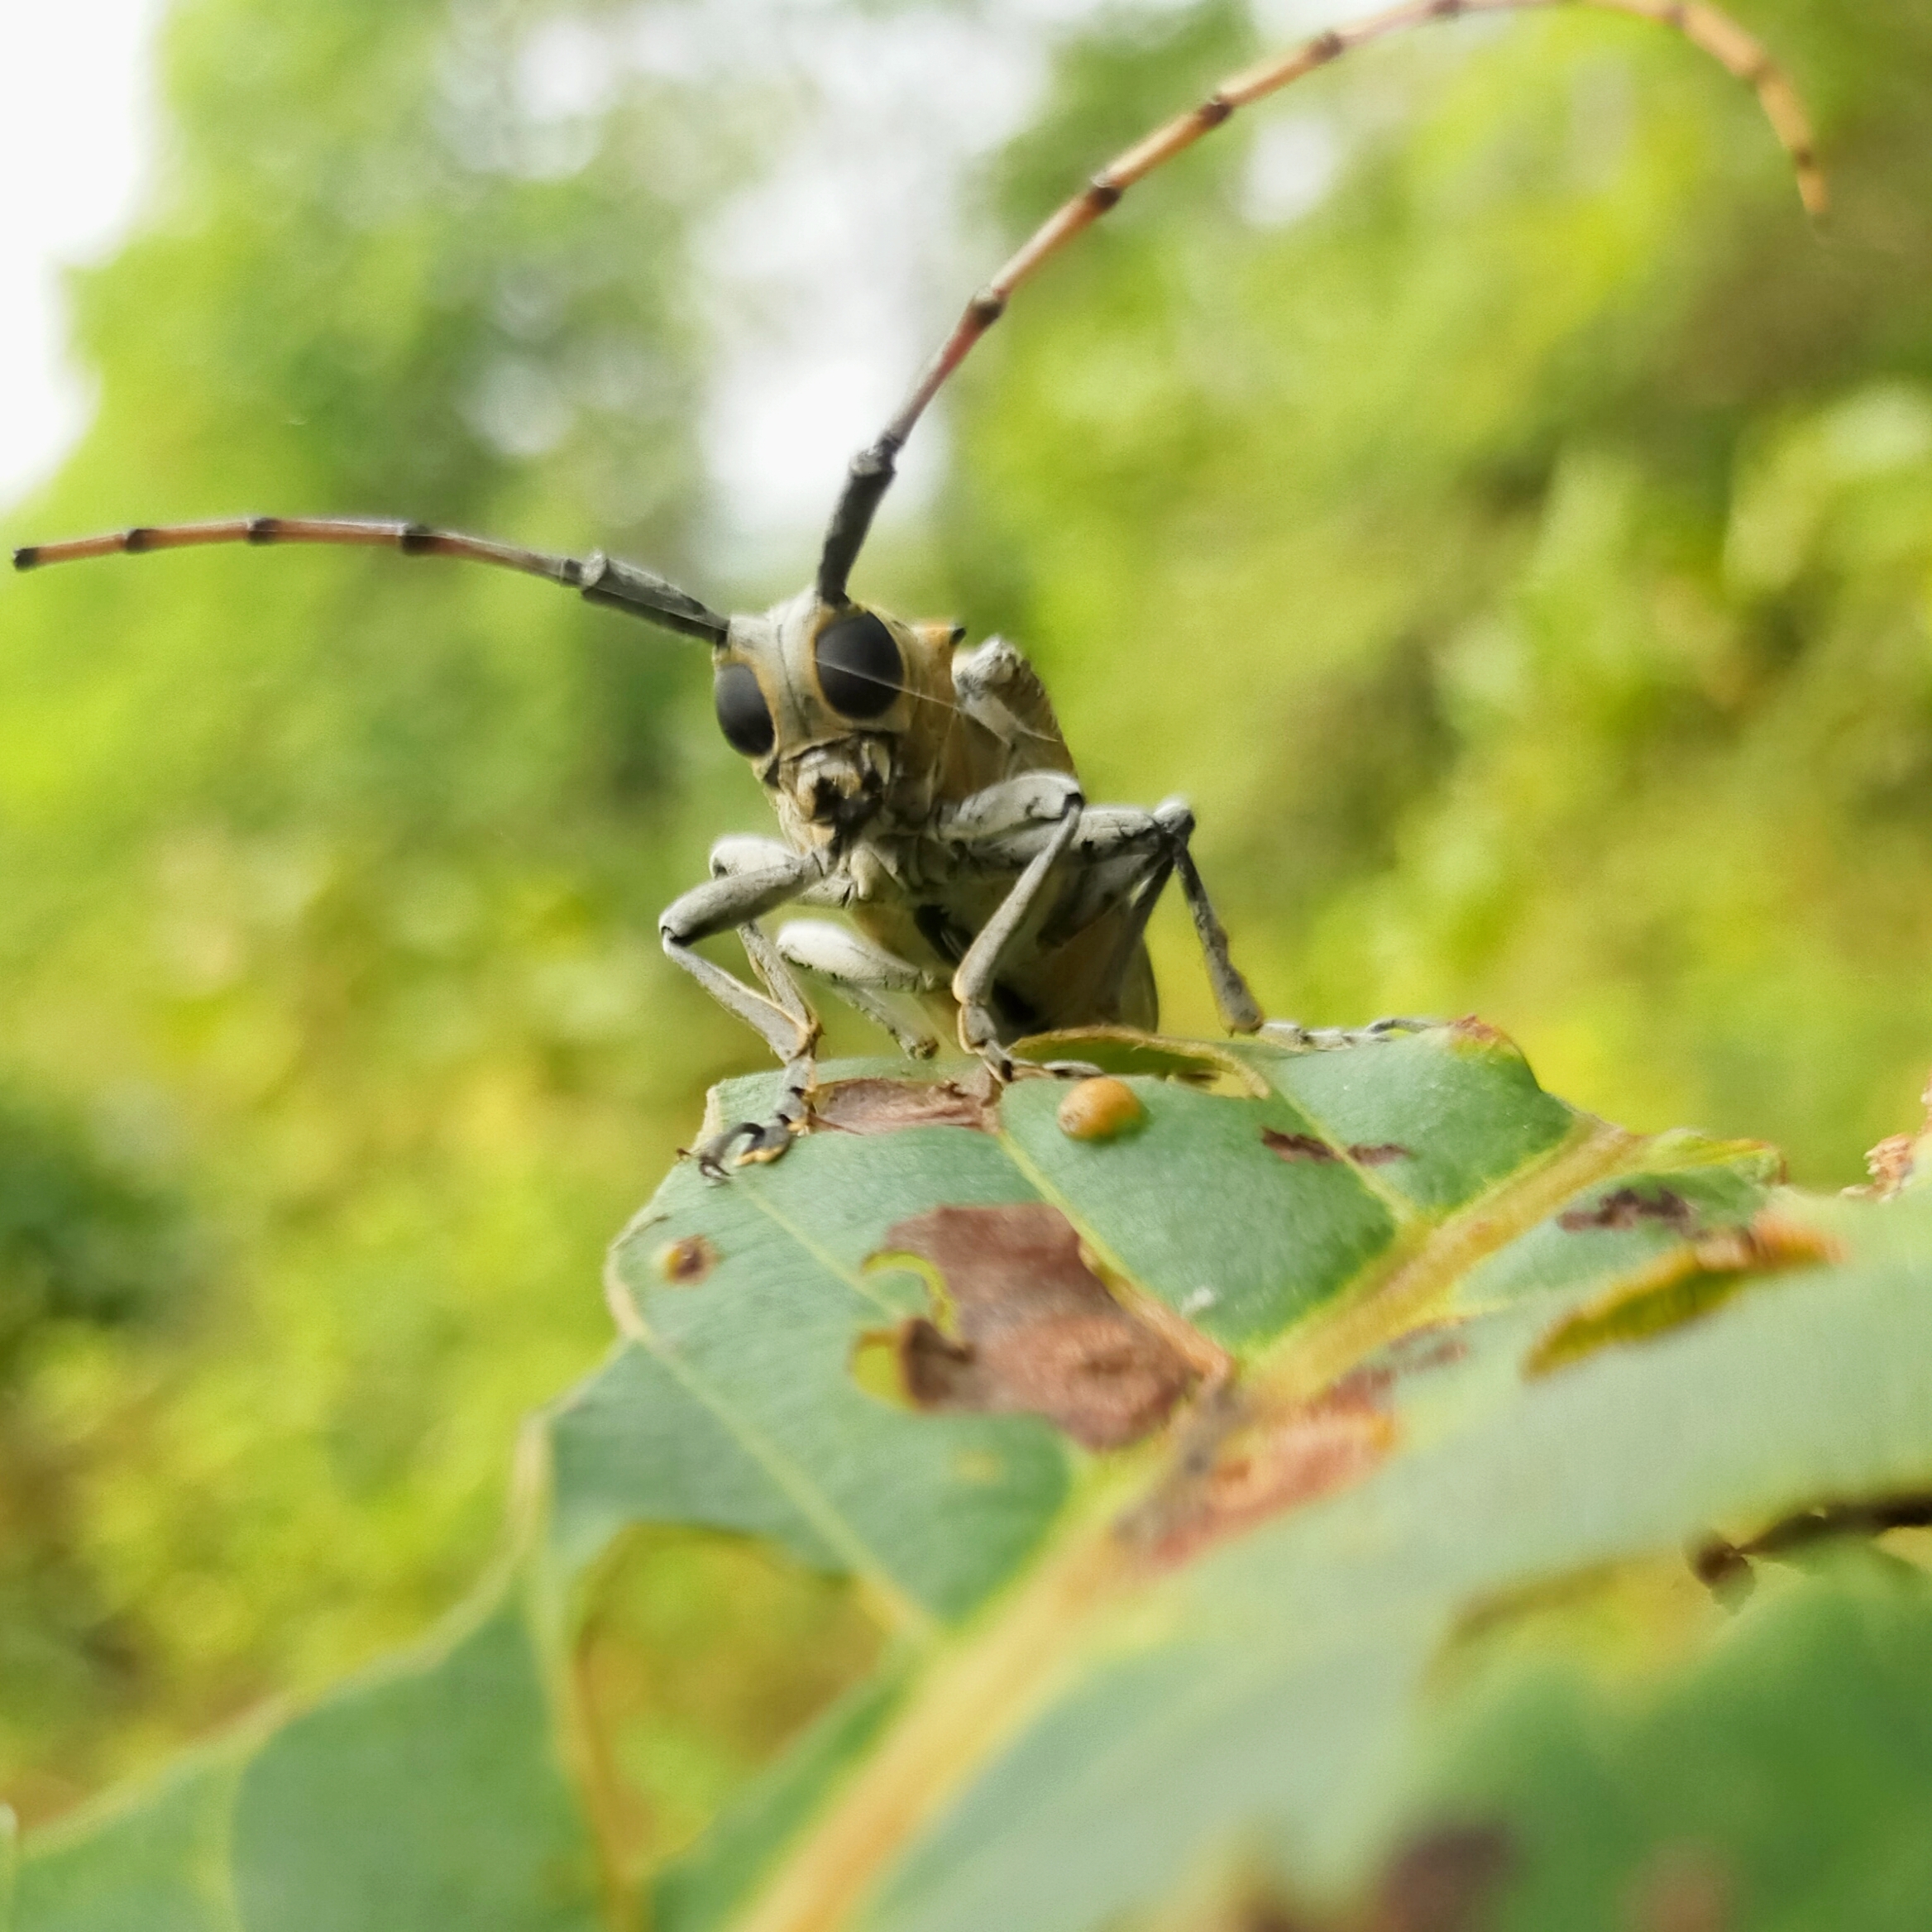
[[12, 515, 729, 644], [815, 0, 1825, 605]]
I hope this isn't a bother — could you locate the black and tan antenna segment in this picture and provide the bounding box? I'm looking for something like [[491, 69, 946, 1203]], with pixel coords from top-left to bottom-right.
[[12, 515, 729, 643], [816, 0, 1826, 605]]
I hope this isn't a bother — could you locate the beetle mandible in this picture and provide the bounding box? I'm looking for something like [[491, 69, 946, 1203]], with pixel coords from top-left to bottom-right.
[[13, 0, 1822, 1177]]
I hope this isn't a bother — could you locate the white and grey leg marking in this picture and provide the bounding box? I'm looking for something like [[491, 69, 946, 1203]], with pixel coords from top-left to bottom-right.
[[953, 788, 1263, 1042], [1156, 799, 1263, 1035], [1260, 1015, 1439, 1051], [776, 921, 942, 1059], [951, 794, 1087, 1078], [1141, 801, 1433, 1047], [659, 845, 821, 1177]]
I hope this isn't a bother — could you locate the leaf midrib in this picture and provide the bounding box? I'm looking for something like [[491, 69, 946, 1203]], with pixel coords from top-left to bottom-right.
[[730, 1111, 1658, 1932]]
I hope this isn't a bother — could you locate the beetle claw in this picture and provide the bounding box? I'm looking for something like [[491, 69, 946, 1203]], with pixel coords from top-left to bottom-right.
[[691, 1114, 798, 1182]]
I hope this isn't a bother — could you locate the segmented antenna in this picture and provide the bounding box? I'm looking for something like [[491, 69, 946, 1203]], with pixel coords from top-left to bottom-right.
[[12, 515, 729, 644], [815, 0, 1826, 605]]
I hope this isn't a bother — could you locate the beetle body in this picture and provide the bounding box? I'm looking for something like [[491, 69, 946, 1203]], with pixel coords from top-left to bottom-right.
[[657, 588, 1227, 1169], [713, 588, 1152, 1040]]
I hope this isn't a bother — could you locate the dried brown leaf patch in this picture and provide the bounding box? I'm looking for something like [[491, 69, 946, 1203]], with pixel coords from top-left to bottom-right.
[[861, 1203, 1196, 1451], [812, 1075, 997, 1136]]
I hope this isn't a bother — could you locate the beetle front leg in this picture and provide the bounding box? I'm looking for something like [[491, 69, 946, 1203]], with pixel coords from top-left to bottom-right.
[[659, 852, 822, 1177]]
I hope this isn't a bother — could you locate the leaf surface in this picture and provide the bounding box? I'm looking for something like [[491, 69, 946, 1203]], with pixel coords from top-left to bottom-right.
[[22, 1026, 1932, 1932]]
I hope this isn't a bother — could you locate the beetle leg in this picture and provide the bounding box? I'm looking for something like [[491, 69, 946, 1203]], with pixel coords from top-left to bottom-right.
[[944, 788, 1265, 1048], [951, 793, 1086, 1078], [660, 849, 822, 1177], [1260, 1015, 1441, 1050], [776, 921, 943, 1059], [1028, 796, 1264, 1037], [1154, 798, 1264, 1034], [933, 768, 1083, 843]]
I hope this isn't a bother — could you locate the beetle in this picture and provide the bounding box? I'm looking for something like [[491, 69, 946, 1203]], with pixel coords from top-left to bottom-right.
[[13, 0, 1820, 1176]]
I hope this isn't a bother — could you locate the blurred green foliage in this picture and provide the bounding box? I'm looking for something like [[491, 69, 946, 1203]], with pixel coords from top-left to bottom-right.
[[0, 0, 809, 1835], [2, 0, 1930, 1882]]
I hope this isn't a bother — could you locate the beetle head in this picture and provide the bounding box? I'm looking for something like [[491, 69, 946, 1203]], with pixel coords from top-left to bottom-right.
[[712, 586, 960, 848]]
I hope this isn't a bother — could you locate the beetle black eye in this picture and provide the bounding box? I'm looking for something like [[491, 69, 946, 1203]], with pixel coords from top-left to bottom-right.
[[714, 662, 775, 758], [814, 611, 902, 720]]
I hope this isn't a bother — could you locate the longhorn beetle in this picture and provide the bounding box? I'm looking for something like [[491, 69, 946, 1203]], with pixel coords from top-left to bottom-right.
[[14, 0, 1821, 1177]]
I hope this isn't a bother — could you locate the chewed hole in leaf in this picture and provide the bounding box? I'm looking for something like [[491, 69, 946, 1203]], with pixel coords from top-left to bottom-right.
[[859, 1203, 1196, 1451], [1528, 1213, 1843, 1377], [1437, 1554, 1729, 1696], [1012, 1026, 1270, 1094], [571, 1524, 884, 1887]]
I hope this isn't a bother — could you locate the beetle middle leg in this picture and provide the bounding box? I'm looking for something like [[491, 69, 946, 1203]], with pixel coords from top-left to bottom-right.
[[659, 843, 823, 1176]]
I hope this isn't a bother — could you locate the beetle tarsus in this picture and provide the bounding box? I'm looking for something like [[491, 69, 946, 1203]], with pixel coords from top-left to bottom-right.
[[692, 1109, 802, 1182]]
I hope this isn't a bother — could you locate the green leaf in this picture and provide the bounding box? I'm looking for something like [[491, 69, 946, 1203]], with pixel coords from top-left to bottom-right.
[[20, 1026, 1932, 1930], [227, 1598, 600, 1932], [14, 1760, 241, 1932], [1418, 1550, 1932, 1932], [17, 1581, 602, 1932], [600, 1123, 1074, 1624]]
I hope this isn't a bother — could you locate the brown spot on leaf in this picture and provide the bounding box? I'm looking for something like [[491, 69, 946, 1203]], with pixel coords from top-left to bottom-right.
[[1558, 1185, 1697, 1233], [1372, 1324, 1469, 1381], [1375, 1825, 1514, 1931], [867, 1204, 1194, 1451], [1263, 1129, 1409, 1168], [1129, 1376, 1396, 1566], [1689, 1211, 1840, 1274], [1349, 1141, 1411, 1166], [1528, 1211, 1842, 1376], [1858, 1132, 1918, 1199], [655, 1236, 717, 1285], [1848, 1069, 1932, 1198], [1263, 1127, 1340, 1163], [1627, 1844, 1732, 1932], [812, 1076, 995, 1136], [1448, 1015, 1511, 1049], [1057, 1075, 1146, 1142], [1228, 1823, 1513, 1932]]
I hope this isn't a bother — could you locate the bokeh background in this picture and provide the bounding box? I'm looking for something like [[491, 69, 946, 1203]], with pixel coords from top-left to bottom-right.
[[2, 0, 1929, 1889]]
